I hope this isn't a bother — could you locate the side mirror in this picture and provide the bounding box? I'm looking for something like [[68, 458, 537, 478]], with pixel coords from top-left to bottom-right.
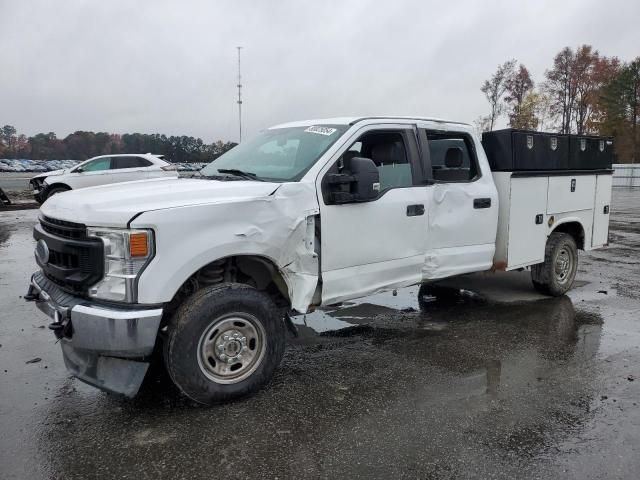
[[74, 166, 83, 173], [326, 157, 380, 204]]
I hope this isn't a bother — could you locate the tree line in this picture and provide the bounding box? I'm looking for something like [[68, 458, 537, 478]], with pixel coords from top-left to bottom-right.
[[479, 45, 639, 163], [0, 127, 237, 163]]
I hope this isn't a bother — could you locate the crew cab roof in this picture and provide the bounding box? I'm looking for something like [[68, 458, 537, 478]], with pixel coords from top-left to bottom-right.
[[269, 116, 472, 130]]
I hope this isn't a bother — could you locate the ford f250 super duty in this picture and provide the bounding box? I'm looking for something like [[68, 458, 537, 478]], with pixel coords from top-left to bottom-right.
[[25, 117, 613, 404]]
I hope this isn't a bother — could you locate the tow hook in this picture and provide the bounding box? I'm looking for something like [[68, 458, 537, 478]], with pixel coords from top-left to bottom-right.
[[48, 311, 72, 339], [24, 284, 39, 301], [48, 310, 64, 331]]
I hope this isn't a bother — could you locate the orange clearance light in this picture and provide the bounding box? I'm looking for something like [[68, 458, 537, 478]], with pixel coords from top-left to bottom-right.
[[129, 233, 149, 257]]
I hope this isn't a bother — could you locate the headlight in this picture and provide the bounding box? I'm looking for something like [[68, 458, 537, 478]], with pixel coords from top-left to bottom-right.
[[87, 227, 154, 302]]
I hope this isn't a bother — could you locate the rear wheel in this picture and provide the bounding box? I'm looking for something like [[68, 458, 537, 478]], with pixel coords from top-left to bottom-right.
[[531, 232, 578, 296], [164, 283, 285, 404]]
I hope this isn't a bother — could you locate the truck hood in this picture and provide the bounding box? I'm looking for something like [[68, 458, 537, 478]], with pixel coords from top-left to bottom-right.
[[34, 168, 66, 179], [40, 178, 281, 227]]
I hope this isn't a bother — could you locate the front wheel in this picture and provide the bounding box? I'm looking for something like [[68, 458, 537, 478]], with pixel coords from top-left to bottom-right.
[[164, 283, 285, 404], [531, 232, 578, 296]]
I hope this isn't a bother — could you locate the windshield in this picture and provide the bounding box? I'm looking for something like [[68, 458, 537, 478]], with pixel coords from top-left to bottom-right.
[[200, 125, 348, 181]]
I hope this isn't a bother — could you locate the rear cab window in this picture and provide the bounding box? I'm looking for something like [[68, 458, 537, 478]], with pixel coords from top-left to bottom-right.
[[421, 130, 480, 183]]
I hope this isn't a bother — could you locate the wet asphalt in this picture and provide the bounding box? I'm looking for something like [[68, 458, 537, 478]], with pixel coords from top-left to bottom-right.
[[1, 190, 639, 480]]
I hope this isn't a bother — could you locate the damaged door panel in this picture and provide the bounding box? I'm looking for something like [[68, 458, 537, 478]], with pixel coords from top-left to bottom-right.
[[317, 124, 428, 305]]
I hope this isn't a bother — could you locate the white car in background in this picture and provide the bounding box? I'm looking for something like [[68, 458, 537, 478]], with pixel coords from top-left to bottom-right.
[[30, 153, 178, 203]]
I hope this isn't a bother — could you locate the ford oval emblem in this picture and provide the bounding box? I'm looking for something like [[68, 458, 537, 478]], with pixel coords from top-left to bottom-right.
[[35, 239, 50, 265]]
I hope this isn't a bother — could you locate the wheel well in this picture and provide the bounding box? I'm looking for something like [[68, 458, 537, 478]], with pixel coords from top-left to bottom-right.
[[552, 221, 585, 250], [166, 256, 291, 317], [46, 183, 71, 192]]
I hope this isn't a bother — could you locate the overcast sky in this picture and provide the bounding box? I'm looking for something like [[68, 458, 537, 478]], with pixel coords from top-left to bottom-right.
[[1, 0, 638, 142]]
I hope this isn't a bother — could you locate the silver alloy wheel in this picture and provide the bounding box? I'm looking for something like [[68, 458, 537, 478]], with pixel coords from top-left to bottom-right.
[[554, 246, 574, 285], [197, 313, 267, 384]]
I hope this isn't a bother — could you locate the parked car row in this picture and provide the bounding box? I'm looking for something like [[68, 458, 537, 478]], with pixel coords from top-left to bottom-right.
[[0, 158, 79, 172], [0, 158, 208, 173]]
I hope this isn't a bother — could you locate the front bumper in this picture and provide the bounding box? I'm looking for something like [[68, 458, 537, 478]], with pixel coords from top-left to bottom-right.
[[26, 271, 163, 397], [30, 179, 46, 203]]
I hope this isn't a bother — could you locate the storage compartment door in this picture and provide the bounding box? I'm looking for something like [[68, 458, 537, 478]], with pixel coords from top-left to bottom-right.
[[547, 175, 596, 214], [592, 174, 612, 247], [507, 177, 548, 268]]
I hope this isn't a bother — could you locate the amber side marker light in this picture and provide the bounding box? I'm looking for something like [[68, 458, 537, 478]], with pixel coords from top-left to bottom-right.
[[129, 233, 149, 257]]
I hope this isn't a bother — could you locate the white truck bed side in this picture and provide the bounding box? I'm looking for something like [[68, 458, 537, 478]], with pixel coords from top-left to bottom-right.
[[493, 172, 612, 270]]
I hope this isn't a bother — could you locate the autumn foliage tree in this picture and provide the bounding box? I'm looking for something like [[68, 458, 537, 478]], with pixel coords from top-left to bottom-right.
[[543, 45, 620, 135]]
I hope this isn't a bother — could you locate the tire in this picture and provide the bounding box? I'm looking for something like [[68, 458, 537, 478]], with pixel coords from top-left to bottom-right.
[[164, 283, 285, 405], [531, 232, 578, 296], [417, 283, 460, 310], [45, 186, 70, 200]]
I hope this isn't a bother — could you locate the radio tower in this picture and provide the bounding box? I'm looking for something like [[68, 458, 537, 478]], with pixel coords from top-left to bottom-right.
[[236, 46, 243, 143]]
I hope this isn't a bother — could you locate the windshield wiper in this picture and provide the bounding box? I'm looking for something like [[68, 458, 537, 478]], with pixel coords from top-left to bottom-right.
[[216, 169, 264, 181]]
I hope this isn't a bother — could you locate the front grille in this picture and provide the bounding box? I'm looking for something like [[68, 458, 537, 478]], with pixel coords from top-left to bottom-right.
[[49, 250, 80, 269], [33, 218, 103, 295], [40, 216, 87, 240]]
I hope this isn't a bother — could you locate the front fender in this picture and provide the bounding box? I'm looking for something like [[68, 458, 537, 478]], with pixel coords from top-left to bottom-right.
[[132, 183, 320, 312]]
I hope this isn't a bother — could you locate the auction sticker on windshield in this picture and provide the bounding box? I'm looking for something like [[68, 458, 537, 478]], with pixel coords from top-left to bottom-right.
[[304, 126, 337, 136]]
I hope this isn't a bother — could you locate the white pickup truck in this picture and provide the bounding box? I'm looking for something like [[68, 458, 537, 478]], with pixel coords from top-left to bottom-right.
[[25, 117, 613, 404]]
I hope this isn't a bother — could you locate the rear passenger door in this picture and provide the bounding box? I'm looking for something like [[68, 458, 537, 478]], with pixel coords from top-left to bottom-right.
[[111, 156, 153, 183], [419, 129, 498, 278], [318, 125, 429, 305]]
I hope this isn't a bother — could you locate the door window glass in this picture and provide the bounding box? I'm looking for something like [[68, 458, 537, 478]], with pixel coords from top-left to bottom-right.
[[81, 157, 112, 172], [339, 132, 413, 192]]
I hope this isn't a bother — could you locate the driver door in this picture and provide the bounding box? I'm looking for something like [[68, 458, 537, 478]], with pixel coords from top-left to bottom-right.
[[317, 125, 428, 305]]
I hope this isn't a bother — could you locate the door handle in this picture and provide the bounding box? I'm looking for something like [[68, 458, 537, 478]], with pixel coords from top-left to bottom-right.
[[406, 204, 425, 216], [473, 198, 491, 209]]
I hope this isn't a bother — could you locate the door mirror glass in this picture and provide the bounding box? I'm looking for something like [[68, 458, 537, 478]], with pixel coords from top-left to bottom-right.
[[326, 156, 380, 204]]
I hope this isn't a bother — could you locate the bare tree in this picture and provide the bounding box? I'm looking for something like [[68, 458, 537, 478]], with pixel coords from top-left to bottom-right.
[[481, 60, 516, 131], [544, 47, 577, 134], [505, 64, 535, 128]]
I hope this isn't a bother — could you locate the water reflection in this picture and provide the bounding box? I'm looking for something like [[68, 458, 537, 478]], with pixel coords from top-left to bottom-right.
[[39, 293, 604, 479]]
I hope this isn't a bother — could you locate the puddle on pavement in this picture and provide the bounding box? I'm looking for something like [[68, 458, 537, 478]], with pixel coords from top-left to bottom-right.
[[33, 291, 609, 480]]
